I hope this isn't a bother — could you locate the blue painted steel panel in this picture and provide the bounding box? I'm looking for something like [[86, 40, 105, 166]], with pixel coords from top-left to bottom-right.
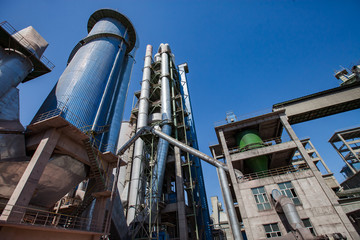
[[101, 45, 138, 153]]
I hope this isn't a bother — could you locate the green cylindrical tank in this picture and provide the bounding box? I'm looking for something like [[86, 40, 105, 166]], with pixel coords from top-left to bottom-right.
[[236, 130, 268, 172]]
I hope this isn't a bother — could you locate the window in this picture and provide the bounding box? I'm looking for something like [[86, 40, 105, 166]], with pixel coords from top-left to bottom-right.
[[263, 223, 282, 238], [251, 186, 271, 211], [278, 181, 301, 205], [302, 218, 316, 236]]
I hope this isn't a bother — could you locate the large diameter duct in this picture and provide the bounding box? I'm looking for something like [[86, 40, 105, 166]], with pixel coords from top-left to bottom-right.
[[152, 43, 172, 199], [0, 48, 32, 99], [272, 189, 304, 230], [33, 9, 137, 143], [127, 45, 153, 224]]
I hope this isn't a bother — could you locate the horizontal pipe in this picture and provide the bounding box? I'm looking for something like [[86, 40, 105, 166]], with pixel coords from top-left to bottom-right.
[[117, 126, 150, 155], [117, 126, 228, 171], [152, 128, 228, 170]]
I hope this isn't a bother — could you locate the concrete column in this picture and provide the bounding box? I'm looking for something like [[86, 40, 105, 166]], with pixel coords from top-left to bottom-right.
[[279, 114, 358, 240], [0, 128, 60, 222], [174, 147, 188, 240]]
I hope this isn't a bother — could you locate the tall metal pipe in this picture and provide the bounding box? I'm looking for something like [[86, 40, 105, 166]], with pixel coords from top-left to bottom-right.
[[152, 43, 173, 199], [218, 168, 243, 240], [127, 44, 153, 224]]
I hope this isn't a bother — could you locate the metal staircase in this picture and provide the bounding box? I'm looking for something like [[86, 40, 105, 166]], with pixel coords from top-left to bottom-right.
[[83, 139, 106, 190]]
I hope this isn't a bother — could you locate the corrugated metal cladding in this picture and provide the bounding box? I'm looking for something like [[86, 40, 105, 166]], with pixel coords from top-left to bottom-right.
[[33, 9, 137, 154]]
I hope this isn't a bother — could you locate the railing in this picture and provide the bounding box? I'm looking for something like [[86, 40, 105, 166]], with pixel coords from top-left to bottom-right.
[[88, 135, 115, 155], [0, 21, 55, 70], [31, 101, 116, 156], [214, 108, 272, 127], [241, 163, 310, 181], [0, 202, 105, 232], [31, 101, 91, 132]]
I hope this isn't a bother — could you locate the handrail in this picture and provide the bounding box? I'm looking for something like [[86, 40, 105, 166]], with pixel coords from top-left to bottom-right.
[[0, 21, 55, 70], [31, 102, 115, 154], [0, 202, 105, 232], [241, 163, 310, 181]]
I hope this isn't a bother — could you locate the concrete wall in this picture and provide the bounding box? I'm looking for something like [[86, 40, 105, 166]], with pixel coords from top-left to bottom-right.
[[237, 170, 350, 239]]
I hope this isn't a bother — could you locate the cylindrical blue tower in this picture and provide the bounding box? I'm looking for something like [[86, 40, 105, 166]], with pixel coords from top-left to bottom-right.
[[34, 9, 137, 153]]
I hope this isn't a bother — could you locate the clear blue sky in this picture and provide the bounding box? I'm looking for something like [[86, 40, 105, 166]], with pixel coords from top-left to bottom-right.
[[2, 0, 360, 213]]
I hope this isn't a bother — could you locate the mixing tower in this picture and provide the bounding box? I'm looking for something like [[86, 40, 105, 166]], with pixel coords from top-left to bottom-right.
[[119, 44, 212, 239]]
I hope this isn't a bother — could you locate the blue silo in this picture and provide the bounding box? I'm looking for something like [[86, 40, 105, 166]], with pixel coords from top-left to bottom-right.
[[34, 9, 137, 153]]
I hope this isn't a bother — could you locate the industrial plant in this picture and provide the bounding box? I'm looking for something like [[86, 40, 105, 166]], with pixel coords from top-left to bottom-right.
[[0, 7, 360, 240]]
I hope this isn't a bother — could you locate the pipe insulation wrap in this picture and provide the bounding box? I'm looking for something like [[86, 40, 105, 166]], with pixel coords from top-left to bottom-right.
[[126, 45, 153, 224]]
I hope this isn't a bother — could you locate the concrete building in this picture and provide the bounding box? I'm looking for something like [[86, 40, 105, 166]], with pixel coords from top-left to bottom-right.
[[209, 110, 358, 239]]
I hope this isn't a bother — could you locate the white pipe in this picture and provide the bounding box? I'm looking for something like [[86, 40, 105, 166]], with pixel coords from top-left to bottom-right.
[[152, 43, 173, 199], [126, 45, 153, 224]]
